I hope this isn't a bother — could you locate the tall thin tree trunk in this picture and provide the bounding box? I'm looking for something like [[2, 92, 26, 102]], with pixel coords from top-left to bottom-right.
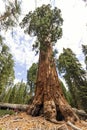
[[27, 42, 79, 123]]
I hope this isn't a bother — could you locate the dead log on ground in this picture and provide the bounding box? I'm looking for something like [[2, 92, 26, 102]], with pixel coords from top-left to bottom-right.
[[0, 102, 28, 111]]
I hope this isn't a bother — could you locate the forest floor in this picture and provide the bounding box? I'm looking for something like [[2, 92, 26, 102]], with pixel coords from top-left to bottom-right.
[[0, 112, 87, 130]]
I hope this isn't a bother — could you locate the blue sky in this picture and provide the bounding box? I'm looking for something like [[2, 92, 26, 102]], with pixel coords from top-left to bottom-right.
[[0, 0, 87, 84]]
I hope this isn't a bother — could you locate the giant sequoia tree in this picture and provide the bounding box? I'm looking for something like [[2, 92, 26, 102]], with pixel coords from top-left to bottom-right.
[[20, 5, 78, 122]]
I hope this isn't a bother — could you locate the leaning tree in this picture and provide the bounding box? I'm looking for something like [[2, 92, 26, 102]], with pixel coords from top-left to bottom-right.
[[20, 5, 78, 123]]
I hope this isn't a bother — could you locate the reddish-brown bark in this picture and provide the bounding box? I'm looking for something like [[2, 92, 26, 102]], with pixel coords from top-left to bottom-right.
[[27, 42, 79, 123]]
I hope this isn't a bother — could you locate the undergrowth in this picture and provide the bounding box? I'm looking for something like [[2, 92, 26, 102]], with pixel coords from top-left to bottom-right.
[[0, 109, 15, 117]]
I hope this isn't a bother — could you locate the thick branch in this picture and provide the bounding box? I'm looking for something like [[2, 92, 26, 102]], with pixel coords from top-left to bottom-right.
[[0, 12, 11, 21]]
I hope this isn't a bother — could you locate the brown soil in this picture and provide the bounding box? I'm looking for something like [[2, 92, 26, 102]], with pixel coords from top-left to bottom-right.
[[0, 112, 87, 130]]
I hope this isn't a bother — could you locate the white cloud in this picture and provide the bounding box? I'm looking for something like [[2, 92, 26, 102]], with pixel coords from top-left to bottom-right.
[[0, 0, 5, 14], [14, 78, 21, 84], [14, 78, 26, 84], [1, 27, 38, 70], [55, 0, 87, 69], [17, 72, 22, 76]]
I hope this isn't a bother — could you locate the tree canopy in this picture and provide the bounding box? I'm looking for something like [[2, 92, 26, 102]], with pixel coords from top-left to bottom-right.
[[20, 4, 63, 51]]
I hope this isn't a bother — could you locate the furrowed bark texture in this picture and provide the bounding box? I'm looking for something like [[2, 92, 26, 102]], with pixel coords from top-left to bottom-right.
[[27, 43, 79, 123]]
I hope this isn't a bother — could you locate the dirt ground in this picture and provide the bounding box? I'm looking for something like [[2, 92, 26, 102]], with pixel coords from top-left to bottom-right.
[[0, 112, 87, 130]]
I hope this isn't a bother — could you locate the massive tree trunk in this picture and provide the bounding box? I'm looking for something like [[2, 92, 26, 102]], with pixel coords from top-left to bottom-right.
[[27, 42, 79, 123]]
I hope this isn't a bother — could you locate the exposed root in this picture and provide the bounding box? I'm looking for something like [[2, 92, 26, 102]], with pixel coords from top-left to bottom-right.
[[67, 121, 82, 130], [47, 118, 63, 124], [57, 124, 69, 130]]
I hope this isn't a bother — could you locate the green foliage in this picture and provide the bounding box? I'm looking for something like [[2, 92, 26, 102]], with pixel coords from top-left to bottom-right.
[[14, 82, 27, 104], [0, 109, 14, 117], [0, 35, 14, 96], [0, 0, 21, 30], [82, 44, 87, 69], [20, 4, 63, 51], [57, 48, 86, 109], [27, 63, 38, 84], [27, 63, 38, 96], [79, 84, 87, 112], [8, 85, 17, 103], [0, 1, 21, 103], [66, 91, 74, 106], [2, 87, 12, 103], [60, 80, 73, 105], [3, 81, 31, 104], [58, 48, 86, 86]]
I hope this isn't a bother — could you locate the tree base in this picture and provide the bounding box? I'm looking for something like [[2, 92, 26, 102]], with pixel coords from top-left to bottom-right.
[[27, 99, 79, 124]]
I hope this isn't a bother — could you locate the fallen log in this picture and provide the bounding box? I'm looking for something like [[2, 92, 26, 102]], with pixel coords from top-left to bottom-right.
[[0, 102, 28, 111]]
